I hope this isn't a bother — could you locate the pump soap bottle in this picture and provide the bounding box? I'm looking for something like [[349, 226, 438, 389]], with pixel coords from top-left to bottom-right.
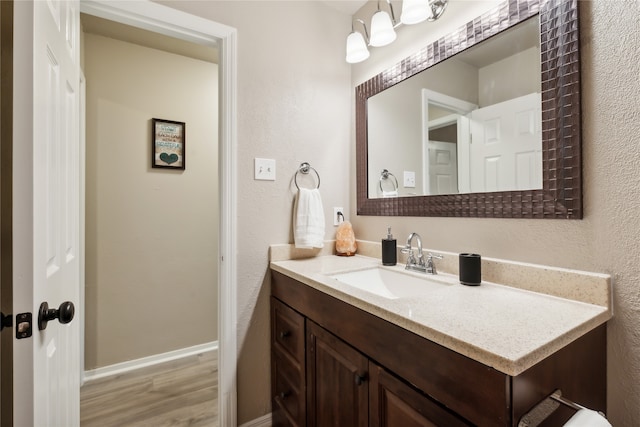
[[382, 227, 397, 266]]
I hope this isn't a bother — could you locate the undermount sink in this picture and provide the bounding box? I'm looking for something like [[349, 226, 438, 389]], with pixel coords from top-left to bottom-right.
[[329, 266, 453, 300]]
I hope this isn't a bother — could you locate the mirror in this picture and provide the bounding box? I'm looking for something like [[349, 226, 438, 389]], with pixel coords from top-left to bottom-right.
[[368, 17, 541, 198], [356, 0, 583, 219]]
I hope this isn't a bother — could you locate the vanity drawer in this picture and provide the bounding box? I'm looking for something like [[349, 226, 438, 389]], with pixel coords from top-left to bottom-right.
[[271, 297, 305, 364], [272, 349, 305, 427]]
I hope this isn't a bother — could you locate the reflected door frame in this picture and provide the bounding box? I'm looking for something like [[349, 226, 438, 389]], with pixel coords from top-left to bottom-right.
[[421, 89, 476, 195]]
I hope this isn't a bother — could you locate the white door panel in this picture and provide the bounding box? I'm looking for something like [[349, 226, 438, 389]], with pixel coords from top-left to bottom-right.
[[427, 141, 458, 195], [470, 93, 541, 192], [484, 156, 500, 192], [14, 0, 81, 425]]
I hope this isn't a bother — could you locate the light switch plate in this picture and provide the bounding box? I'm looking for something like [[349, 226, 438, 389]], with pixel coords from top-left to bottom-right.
[[403, 171, 416, 188], [255, 158, 276, 181]]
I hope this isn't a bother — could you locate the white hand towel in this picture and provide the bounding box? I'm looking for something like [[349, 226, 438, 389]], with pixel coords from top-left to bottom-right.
[[294, 188, 325, 249], [382, 190, 398, 198], [564, 408, 611, 427]]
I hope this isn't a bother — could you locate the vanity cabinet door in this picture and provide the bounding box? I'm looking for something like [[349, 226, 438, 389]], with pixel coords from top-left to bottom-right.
[[369, 363, 472, 427], [306, 320, 368, 427]]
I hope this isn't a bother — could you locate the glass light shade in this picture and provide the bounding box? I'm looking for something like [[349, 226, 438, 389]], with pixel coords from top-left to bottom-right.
[[400, 0, 432, 25], [369, 11, 396, 47], [346, 31, 370, 63]]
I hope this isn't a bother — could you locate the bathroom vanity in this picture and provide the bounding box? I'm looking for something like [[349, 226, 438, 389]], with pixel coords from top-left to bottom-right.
[[269, 250, 611, 426]]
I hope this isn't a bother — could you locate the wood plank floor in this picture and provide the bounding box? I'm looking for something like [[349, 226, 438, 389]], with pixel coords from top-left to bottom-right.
[[80, 351, 218, 427]]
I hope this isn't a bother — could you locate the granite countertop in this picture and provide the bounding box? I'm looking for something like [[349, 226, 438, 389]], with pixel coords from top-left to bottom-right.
[[270, 249, 612, 376]]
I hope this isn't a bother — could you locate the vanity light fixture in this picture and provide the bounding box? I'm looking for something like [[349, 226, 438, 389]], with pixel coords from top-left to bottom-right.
[[369, 1, 397, 47], [346, 19, 371, 63], [401, 0, 432, 25], [346, 0, 448, 64]]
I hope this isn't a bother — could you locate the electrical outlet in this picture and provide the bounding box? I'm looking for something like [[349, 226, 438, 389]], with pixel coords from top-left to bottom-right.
[[333, 207, 344, 226], [403, 171, 416, 188], [254, 158, 276, 181]]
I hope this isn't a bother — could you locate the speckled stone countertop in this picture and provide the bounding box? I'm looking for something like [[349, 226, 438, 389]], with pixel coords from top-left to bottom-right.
[[269, 242, 612, 376]]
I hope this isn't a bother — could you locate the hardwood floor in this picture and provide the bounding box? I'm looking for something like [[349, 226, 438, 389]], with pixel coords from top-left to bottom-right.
[[80, 351, 218, 427]]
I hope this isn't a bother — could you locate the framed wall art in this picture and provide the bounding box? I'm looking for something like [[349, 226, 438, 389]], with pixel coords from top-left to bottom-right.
[[152, 118, 185, 170]]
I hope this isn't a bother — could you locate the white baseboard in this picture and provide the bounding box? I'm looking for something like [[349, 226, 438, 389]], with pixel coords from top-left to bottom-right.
[[239, 413, 272, 427], [82, 341, 218, 383]]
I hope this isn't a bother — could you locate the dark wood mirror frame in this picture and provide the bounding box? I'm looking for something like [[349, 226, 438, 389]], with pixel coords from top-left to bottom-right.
[[356, 0, 582, 219]]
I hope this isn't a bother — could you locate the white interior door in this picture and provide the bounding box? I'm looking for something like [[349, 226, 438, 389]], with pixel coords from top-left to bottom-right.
[[469, 93, 542, 192], [13, 0, 81, 425], [427, 140, 458, 195]]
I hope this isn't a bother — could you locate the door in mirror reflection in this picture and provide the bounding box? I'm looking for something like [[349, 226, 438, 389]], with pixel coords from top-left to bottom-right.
[[427, 140, 458, 195], [423, 91, 474, 195], [469, 93, 542, 192]]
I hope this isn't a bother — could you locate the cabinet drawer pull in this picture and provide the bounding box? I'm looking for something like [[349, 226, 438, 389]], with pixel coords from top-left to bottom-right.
[[278, 390, 291, 400], [355, 373, 367, 386], [279, 330, 291, 339]]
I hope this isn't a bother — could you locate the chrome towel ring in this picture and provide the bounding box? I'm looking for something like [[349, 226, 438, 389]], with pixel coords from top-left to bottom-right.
[[379, 169, 398, 192], [295, 162, 321, 189]]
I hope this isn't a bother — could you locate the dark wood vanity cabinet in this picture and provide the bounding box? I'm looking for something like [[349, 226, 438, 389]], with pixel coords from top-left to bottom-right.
[[271, 270, 606, 426], [306, 320, 368, 427]]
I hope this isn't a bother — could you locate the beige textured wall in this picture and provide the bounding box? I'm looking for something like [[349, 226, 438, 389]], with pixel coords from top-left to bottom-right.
[[84, 33, 219, 369], [155, 1, 353, 422], [352, 1, 640, 426]]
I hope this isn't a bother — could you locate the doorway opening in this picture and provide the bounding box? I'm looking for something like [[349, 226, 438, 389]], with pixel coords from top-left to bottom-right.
[[80, 13, 219, 375], [78, 2, 237, 425]]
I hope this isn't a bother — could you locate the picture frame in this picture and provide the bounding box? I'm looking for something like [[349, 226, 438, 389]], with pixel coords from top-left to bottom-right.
[[152, 118, 186, 170]]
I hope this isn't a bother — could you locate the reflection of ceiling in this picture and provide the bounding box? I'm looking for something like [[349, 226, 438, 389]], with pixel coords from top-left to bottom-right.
[[80, 13, 218, 64], [455, 16, 539, 68]]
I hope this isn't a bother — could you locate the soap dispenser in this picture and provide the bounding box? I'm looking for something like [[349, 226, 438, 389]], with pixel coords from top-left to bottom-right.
[[381, 227, 397, 266]]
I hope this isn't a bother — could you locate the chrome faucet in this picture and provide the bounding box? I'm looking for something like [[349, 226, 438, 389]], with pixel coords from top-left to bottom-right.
[[401, 232, 443, 274]]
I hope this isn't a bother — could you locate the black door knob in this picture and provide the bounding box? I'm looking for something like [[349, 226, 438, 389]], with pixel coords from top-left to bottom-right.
[[38, 301, 75, 330], [0, 312, 11, 332]]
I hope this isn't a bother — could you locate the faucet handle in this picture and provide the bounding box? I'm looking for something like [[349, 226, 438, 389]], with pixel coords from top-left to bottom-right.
[[425, 253, 443, 274]]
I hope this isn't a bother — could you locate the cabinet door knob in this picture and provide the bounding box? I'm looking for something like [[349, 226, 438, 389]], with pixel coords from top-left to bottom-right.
[[279, 330, 291, 339], [278, 390, 291, 400], [355, 373, 367, 386]]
